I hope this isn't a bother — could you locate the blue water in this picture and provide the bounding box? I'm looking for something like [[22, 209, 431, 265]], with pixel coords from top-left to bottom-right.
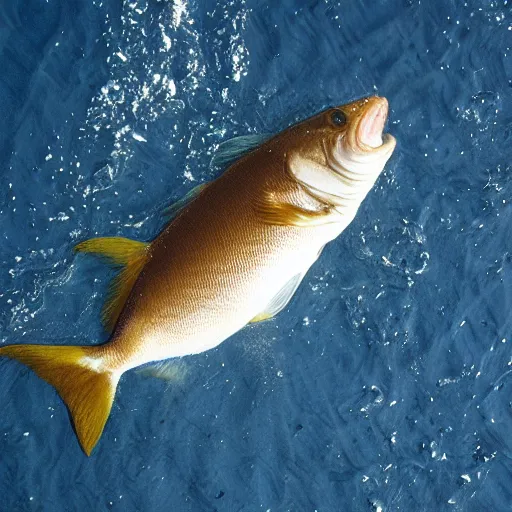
[[1, 1, 511, 510]]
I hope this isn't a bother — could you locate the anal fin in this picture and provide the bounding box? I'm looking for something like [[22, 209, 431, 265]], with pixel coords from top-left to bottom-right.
[[136, 359, 189, 382]]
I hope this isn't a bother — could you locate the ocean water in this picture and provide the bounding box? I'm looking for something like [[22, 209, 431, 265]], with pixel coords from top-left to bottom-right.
[[0, 0, 511, 510]]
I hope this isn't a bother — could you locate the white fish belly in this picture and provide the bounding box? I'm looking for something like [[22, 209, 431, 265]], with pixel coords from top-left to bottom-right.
[[127, 225, 340, 370]]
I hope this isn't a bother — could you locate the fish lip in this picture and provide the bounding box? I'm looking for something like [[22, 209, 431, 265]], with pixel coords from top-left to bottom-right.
[[336, 131, 396, 164], [345, 97, 396, 156]]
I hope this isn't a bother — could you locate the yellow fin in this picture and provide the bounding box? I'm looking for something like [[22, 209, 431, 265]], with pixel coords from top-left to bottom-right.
[[250, 312, 274, 324], [255, 193, 339, 227], [75, 237, 149, 266], [136, 359, 189, 382], [0, 344, 120, 456], [102, 258, 147, 333], [75, 237, 149, 333]]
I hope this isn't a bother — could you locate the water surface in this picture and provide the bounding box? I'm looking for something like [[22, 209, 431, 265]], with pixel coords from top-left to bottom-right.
[[0, 1, 511, 510]]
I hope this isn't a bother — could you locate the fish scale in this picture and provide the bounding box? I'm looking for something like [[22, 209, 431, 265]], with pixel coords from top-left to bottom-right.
[[0, 95, 396, 455]]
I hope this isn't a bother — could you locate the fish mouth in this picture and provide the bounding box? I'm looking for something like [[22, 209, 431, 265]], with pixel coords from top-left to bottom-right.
[[358, 97, 388, 148], [346, 97, 396, 156]]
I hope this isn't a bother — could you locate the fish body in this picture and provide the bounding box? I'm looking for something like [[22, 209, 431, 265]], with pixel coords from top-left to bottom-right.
[[0, 96, 396, 455], [109, 141, 343, 367]]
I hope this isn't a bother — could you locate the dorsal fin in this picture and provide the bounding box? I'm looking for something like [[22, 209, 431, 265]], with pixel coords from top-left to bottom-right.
[[162, 182, 209, 222], [101, 255, 147, 333], [75, 237, 150, 333], [75, 237, 149, 266], [211, 134, 271, 169]]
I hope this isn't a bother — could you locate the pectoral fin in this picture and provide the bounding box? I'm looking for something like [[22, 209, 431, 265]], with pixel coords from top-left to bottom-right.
[[75, 237, 149, 333], [250, 272, 305, 323], [254, 192, 339, 227]]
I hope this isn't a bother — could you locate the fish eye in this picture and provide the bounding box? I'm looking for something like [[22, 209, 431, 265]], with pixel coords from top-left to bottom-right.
[[330, 109, 347, 126]]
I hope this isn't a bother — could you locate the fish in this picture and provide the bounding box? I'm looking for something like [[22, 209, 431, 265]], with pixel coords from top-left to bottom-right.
[[0, 95, 396, 455]]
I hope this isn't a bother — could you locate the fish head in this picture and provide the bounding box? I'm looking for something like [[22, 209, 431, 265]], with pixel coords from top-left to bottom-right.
[[287, 96, 396, 215]]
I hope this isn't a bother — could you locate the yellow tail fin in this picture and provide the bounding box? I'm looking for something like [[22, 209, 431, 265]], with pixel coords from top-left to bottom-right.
[[0, 344, 119, 456]]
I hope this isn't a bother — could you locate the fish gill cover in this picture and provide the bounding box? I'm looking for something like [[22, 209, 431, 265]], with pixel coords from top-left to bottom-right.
[[0, 0, 511, 511]]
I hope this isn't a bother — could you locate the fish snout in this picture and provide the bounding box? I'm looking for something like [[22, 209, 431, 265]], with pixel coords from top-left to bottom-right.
[[341, 96, 396, 157]]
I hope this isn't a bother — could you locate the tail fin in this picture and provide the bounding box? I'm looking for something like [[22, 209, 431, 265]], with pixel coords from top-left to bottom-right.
[[0, 344, 119, 456]]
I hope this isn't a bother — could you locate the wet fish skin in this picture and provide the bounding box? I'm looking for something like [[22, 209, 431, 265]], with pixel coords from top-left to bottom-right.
[[0, 96, 396, 455]]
